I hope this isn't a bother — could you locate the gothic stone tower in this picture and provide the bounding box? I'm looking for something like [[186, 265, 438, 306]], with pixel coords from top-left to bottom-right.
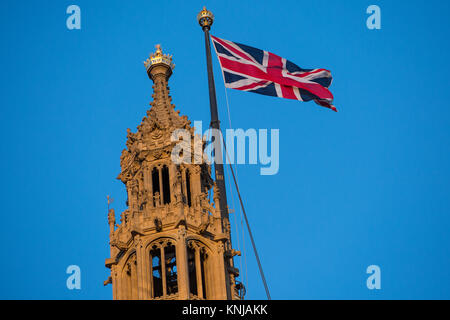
[[105, 45, 241, 300]]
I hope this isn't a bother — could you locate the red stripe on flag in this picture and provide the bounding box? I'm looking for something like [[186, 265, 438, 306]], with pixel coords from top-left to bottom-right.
[[220, 57, 334, 100], [218, 56, 268, 80], [280, 85, 297, 100]]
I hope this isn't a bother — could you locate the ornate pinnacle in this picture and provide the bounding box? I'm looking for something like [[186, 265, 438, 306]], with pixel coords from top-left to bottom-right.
[[197, 6, 214, 29], [144, 44, 175, 72]]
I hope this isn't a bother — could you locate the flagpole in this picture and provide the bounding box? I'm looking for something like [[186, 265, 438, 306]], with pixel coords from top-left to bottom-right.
[[197, 7, 272, 300], [198, 7, 236, 300], [197, 8, 229, 224]]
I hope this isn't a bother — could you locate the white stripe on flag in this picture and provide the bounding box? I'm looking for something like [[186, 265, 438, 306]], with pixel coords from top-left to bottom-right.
[[274, 83, 282, 97]]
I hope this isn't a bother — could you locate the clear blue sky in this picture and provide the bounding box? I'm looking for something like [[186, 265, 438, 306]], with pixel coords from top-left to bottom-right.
[[0, 0, 449, 300]]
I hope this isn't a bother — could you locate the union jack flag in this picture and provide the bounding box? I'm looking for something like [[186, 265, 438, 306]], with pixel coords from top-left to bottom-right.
[[211, 35, 337, 112]]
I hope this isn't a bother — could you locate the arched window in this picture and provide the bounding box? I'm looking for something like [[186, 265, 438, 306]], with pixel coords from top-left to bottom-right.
[[162, 165, 171, 204], [152, 167, 160, 206], [149, 239, 178, 299], [185, 169, 192, 207], [187, 240, 209, 299], [200, 250, 207, 299], [164, 244, 177, 295], [150, 248, 163, 298], [187, 246, 197, 296]]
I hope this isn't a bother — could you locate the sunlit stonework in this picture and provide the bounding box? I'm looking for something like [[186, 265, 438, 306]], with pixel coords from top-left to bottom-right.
[[105, 46, 241, 300]]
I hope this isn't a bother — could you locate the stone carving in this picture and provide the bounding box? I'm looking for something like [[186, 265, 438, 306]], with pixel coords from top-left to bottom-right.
[[177, 226, 187, 240], [154, 218, 163, 232], [108, 209, 115, 226], [134, 236, 142, 249], [153, 192, 161, 207]]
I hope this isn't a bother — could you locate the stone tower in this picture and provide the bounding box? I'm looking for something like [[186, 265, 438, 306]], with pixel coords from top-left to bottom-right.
[[104, 45, 241, 300]]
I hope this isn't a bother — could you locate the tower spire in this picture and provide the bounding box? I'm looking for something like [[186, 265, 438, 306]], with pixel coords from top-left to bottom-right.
[[105, 41, 241, 300], [143, 45, 184, 129]]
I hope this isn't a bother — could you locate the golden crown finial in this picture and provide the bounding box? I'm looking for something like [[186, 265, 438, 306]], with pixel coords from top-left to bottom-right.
[[143, 44, 175, 72], [197, 6, 214, 29]]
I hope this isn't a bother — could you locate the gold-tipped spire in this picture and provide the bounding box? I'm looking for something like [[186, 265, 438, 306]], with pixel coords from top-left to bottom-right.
[[144, 44, 175, 72], [197, 6, 214, 29]]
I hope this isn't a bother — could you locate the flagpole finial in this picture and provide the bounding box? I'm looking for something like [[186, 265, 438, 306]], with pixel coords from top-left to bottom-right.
[[197, 7, 214, 29]]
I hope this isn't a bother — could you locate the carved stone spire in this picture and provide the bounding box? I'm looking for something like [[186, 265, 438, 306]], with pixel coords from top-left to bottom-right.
[[143, 45, 186, 129], [118, 46, 191, 184]]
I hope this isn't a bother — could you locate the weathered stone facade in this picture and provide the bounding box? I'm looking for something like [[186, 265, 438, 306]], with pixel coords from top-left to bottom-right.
[[105, 45, 240, 300]]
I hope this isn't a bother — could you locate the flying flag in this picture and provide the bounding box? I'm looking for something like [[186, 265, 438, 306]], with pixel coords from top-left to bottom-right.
[[211, 35, 337, 112]]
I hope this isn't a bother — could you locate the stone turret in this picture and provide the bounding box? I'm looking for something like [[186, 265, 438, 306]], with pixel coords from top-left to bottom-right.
[[105, 45, 240, 300]]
